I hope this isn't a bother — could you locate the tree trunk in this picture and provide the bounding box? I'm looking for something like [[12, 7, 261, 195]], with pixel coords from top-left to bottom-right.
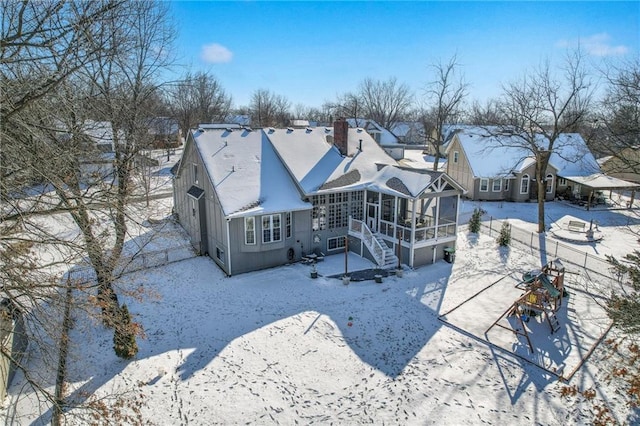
[[52, 279, 74, 426]]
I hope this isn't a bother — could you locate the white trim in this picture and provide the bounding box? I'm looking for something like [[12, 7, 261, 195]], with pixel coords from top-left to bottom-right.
[[327, 236, 346, 251], [244, 216, 256, 245], [520, 174, 530, 194], [479, 178, 489, 192], [492, 179, 502, 192], [546, 174, 554, 194]]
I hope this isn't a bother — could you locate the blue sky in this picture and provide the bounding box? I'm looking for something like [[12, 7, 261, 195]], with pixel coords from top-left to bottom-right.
[[168, 1, 639, 109]]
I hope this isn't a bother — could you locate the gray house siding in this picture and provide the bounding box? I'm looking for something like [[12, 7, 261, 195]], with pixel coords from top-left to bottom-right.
[[227, 209, 312, 276], [174, 145, 209, 254]]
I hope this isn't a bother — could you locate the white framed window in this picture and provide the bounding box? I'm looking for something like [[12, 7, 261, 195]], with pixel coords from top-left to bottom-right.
[[558, 177, 567, 186], [479, 178, 489, 192], [328, 236, 346, 251], [504, 179, 510, 191], [285, 212, 292, 239], [520, 174, 530, 194], [492, 179, 502, 192], [453, 151, 459, 163], [245, 217, 256, 245], [546, 174, 554, 194], [262, 214, 282, 243]]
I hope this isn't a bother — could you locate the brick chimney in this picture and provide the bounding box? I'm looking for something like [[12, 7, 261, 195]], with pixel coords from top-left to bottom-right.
[[333, 117, 349, 156]]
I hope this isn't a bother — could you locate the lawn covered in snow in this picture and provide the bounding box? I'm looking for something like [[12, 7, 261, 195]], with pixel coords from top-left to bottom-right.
[[2, 148, 639, 424]]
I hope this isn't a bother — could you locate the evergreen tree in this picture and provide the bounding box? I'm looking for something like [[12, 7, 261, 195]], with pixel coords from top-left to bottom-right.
[[469, 208, 482, 233], [496, 221, 511, 246], [113, 304, 138, 359], [606, 250, 640, 334]]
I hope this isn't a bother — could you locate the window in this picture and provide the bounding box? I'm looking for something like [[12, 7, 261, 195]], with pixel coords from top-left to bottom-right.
[[328, 236, 346, 251], [492, 179, 502, 192], [285, 212, 292, 238], [453, 151, 459, 163], [520, 174, 530, 194], [245, 217, 256, 245], [262, 214, 281, 243], [216, 247, 224, 263], [546, 174, 554, 194], [558, 178, 567, 186], [193, 163, 199, 184], [504, 179, 510, 191], [479, 178, 489, 192]]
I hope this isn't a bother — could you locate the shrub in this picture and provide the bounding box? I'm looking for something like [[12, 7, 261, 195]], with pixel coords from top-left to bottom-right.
[[497, 220, 511, 246], [469, 208, 482, 234]]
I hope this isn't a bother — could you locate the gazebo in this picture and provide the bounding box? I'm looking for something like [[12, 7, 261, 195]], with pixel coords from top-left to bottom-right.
[[560, 173, 640, 210]]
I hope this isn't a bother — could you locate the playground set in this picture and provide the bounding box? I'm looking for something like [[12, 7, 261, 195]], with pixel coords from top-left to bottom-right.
[[486, 259, 567, 354]]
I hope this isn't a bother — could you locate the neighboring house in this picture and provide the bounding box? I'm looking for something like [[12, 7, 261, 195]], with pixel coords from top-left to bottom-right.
[[146, 117, 181, 149], [598, 146, 640, 184], [173, 118, 464, 276], [390, 122, 427, 146], [346, 118, 404, 160], [445, 127, 596, 202]]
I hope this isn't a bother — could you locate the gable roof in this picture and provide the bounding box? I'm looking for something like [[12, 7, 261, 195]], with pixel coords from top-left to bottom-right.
[[266, 126, 396, 194], [450, 127, 598, 178], [366, 166, 463, 198], [346, 118, 399, 145], [191, 127, 310, 218]]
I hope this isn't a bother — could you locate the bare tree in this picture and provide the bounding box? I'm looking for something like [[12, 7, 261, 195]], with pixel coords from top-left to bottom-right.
[[358, 77, 414, 130], [466, 99, 506, 125], [0, 0, 163, 422], [421, 55, 468, 171], [249, 89, 291, 127], [494, 52, 593, 233], [596, 60, 640, 173], [167, 71, 232, 138], [325, 93, 363, 126]]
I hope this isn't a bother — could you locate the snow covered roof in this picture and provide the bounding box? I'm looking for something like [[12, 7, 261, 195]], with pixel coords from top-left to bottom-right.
[[562, 173, 640, 190], [346, 118, 399, 145], [192, 127, 311, 218], [266, 127, 396, 194], [451, 127, 598, 178], [453, 128, 534, 178], [548, 133, 600, 177], [366, 166, 456, 198]]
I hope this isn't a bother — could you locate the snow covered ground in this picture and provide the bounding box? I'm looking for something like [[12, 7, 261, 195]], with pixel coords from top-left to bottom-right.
[[3, 149, 639, 425]]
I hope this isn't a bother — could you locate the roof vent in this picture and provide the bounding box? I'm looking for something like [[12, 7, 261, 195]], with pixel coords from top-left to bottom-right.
[[286, 127, 294, 133], [306, 127, 313, 133], [268, 127, 275, 133], [324, 127, 331, 133], [197, 128, 205, 133], [357, 128, 363, 133], [226, 127, 234, 132]]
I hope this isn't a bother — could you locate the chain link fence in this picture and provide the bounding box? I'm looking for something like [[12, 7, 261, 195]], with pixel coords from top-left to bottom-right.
[[66, 243, 196, 284], [477, 217, 624, 295]]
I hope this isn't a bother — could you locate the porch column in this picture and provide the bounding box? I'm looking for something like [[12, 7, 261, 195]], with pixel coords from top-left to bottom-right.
[[410, 198, 417, 268]]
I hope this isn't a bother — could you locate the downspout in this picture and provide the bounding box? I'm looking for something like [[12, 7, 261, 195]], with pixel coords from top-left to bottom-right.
[[226, 217, 232, 276]]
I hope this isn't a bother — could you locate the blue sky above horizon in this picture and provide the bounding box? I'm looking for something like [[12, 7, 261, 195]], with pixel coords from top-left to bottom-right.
[[168, 1, 639, 110]]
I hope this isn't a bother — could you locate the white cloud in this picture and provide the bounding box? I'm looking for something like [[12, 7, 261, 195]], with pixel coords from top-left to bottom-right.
[[200, 43, 233, 63], [556, 33, 628, 57]]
